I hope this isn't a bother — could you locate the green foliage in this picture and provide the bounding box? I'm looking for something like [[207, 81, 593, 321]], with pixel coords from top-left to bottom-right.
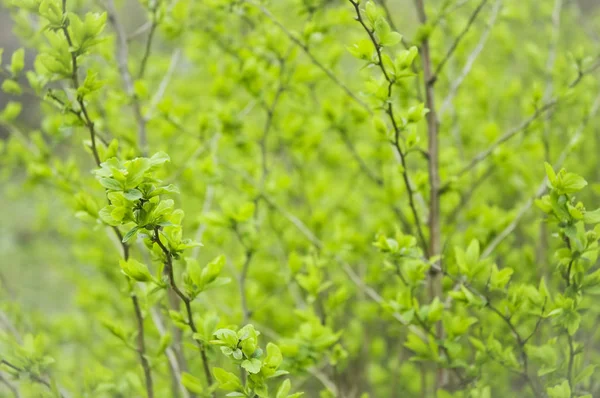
[[1, 0, 600, 396]]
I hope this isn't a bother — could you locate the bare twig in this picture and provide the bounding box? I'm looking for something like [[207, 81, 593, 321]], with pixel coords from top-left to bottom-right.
[[0, 360, 63, 397], [244, 0, 372, 112], [445, 99, 558, 187], [337, 127, 384, 186], [152, 228, 214, 391], [348, 0, 428, 250], [414, 0, 446, 386], [132, 295, 154, 398], [150, 308, 190, 398], [104, 0, 149, 156], [481, 92, 600, 259], [146, 48, 182, 119], [138, 0, 160, 79], [432, 0, 489, 83], [440, 0, 502, 116], [0, 372, 20, 398]]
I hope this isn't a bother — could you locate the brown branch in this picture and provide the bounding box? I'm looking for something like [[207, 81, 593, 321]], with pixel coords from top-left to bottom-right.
[[104, 0, 149, 156], [132, 295, 154, 398], [61, 4, 153, 397], [446, 99, 558, 187], [0, 372, 19, 398], [138, 0, 160, 79], [152, 228, 214, 391], [0, 360, 62, 397], [349, 0, 428, 250], [414, 0, 445, 387], [439, 0, 502, 116], [245, 0, 372, 112], [431, 0, 489, 83]]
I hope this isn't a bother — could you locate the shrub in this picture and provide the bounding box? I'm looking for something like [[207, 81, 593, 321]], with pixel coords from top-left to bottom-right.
[[1, 0, 600, 397]]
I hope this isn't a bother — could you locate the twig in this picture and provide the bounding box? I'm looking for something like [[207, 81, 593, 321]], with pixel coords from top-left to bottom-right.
[[132, 295, 154, 398], [104, 0, 149, 156], [244, 0, 372, 112], [431, 0, 489, 83], [149, 308, 191, 398], [128, 21, 152, 41], [414, 0, 446, 386], [440, 0, 502, 116], [349, 0, 428, 251], [0, 372, 20, 398], [481, 92, 600, 259], [337, 127, 384, 186], [146, 48, 182, 120], [446, 99, 558, 187], [138, 0, 160, 79], [152, 228, 214, 391], [191, 186, 216, 258], [567, 333, 575, 394], [0, 360, 62, 397]]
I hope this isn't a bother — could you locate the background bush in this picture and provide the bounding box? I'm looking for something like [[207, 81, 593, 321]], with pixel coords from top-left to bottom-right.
[[1, 0, 600, 397]]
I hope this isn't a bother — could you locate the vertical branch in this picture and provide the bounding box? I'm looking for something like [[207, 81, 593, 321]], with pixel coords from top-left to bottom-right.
[[152, 228, 214, 392], [132, 295, 154, 398], [104, 0, 150, 156], [60, 2, 154, 397], [538, 0, 562, 274], [414, 0, 445, 388], [0, 373, 20, 398], [138, 0, 160, 79], [150, 308, 191, 398], [348, 0, 428, 249]]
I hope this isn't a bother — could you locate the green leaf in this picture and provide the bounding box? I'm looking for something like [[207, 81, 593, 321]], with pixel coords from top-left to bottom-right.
[[122, 226, 141, 243], [150, 151, 171, 167], [119, 259, 153, 282], [365, 1, 379, 23], [123, 189, 143, 201], [0, 101, 22, 122], [380, 31, 402, 47], [584, 208, 600, 224], [241, 358, 262, 374], [10, 48, 25, 76], [181, 372, 204, 394], [99, 177, 122, 191], [1, 80, 22, 95], [347, 39, 375, 61], [546, 380, 570, 398], [213, 368, 243, 391], [544, 162, 556, 185], [276, 379, 291, 398]]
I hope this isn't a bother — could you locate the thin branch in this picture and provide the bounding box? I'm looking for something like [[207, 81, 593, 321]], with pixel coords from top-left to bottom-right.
[[414, 0, 445, 386], [260, 50, 291, 186], [446, 99, 558, 186], [191, 185, 216, 258], [104, 0, 149, 156], [567, 333, 575, 394], [152, 228, 214, 391], [244, 0, 372, 112], [128, 21, 152, 41], [0, 372, 20, 398], [146, 48, 182, 119], [432, 0, 489, 83], [0, 360, 62, 397], [337, 127, 384, 186], [349, 0, 428, 251], [138, 0, 160, 79], [132, 295, 154, 398], [150, 308, 191, 398], [440, 0, 502, 116], [481, 92, 600, 259], [444, 164, 494, 225]]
